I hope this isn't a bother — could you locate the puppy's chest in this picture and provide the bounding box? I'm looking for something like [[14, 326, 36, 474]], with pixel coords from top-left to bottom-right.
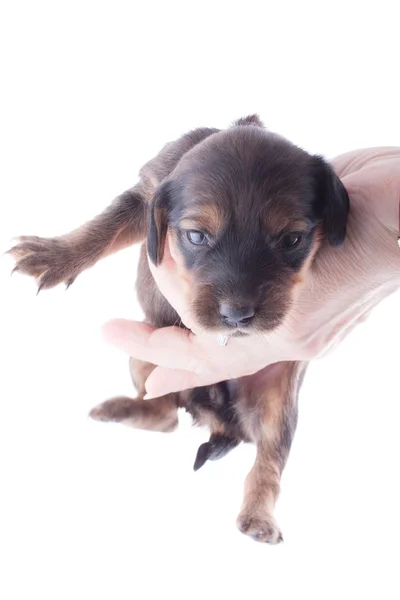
[[134, 245, 301, 445], [184, 378, 268, 445]]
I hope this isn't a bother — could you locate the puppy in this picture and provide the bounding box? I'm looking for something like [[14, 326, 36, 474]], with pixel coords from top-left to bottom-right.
[[9, 115, 349, 543]]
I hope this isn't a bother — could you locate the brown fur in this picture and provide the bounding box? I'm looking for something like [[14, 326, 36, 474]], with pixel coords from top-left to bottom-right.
[[8, 115, 349, 544]]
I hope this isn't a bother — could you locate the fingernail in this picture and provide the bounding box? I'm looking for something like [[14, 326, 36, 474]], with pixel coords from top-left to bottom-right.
[[143, 393, 153, 400]]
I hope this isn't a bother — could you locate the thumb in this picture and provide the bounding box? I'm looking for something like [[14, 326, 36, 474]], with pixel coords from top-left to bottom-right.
[[102, 318, 201, 372], [144, 366, 217, 398]]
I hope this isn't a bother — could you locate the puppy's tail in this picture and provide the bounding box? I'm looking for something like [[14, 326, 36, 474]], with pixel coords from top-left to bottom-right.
[[193, 434, 239, 471]]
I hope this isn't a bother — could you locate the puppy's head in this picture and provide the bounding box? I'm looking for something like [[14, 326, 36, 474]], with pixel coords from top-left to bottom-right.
[[148, 119, 349, 335]]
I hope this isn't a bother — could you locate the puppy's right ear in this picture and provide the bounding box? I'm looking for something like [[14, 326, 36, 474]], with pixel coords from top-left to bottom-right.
[[147, 181, 171, 265]]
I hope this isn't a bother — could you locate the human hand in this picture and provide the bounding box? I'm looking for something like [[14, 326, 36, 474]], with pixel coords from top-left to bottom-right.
[[103, 148, 400, 397]]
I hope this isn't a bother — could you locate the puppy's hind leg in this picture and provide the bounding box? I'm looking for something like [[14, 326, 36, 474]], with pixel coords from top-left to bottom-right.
[[236, 362, 306, 544], [89, 394, 179, 433], [89, 357, 179, 433]]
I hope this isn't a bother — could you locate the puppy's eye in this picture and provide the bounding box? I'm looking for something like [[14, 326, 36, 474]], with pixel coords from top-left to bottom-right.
[[187, 230, 207, 245], [280, 232, 303, 249]]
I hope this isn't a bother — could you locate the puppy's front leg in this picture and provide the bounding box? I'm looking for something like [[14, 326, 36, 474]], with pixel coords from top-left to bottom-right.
[[237, 362, 305, 544], [8, 186, 147, 291]]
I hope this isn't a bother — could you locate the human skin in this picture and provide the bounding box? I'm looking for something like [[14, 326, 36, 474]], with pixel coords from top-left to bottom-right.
[[102, 148, 400, 398]]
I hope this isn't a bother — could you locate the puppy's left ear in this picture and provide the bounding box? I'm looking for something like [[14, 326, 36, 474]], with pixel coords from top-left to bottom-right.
[[147, 180, 171, 265], [311, 156, 350, 246]]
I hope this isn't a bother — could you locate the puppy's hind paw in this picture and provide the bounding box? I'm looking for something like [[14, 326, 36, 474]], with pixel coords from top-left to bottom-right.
[[89, 397, 138, 423], [236, 512, 283, 545], [89, 396, 178, 433]]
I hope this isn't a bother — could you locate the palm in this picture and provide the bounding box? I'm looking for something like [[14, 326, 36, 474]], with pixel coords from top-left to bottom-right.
[[105, 148, 400, 397]]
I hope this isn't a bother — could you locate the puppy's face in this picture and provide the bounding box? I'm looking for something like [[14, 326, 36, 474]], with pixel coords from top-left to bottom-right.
[[148, 125, 349, 335]]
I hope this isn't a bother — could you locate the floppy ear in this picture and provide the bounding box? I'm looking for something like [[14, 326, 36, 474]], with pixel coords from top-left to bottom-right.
[[147, 181, 171, 265], [311, 156, 350, 246]]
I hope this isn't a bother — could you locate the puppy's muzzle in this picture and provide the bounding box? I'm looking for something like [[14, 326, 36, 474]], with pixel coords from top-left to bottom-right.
[[219, 303, 256, 328]]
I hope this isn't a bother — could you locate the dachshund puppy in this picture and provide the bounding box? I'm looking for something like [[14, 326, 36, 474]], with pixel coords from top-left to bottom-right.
[[9, 115, 349, 543]]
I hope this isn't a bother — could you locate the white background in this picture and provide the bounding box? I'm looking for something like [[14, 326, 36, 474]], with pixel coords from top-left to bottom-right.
[[1, 2, 399, 599]]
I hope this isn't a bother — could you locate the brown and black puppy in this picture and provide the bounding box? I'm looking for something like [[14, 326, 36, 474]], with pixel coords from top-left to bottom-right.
[[9, 115, 349, 543]]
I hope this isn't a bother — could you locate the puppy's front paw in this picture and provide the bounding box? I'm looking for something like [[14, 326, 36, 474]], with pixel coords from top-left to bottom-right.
[[8, 235, 77, 291], [237, 512, 283, 544]]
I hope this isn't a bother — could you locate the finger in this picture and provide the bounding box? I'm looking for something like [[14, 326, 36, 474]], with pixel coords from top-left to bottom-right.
[[144, 366, 218, 398], [146, 238, 199, 332], [102, 318, 155, 351], [147, 262, 197, 331], [101, 318, 202, 373]]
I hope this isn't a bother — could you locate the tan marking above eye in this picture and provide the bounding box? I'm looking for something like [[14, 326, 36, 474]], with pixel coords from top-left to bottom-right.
[[267, 218, 310, 237], [281, 220, 310, 233], [180, 204, 224, 236], [263, 196, 311, 235], [179, 218, 208, 232]]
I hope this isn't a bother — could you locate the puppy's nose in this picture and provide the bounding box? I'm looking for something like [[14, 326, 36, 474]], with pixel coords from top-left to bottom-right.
[[219, 304, 255, 327]]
